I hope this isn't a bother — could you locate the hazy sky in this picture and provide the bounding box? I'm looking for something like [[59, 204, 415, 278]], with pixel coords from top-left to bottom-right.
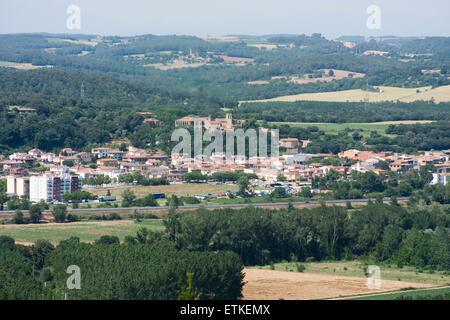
[[0, 0, 449, 38]]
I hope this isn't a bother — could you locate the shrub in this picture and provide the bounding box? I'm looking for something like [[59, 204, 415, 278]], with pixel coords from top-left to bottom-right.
[[296, 264, 306, 272]]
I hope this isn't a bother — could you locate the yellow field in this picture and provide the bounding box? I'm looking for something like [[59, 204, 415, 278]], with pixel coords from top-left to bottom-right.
[[144, 59, 205, 70], [400, 85, 450, 102], [61, 39, 98, 47], [241, 85, 450, 104], [247, 43, 277, 50], [88, 183, 234, 199], [0, 61, 53, 70]]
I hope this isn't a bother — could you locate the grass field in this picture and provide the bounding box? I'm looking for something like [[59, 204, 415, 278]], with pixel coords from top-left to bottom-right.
[[241, 85, 450, 103], [269, 120, 435, 136], [346, 286, 450, 300], [253, 260, 450, 286], [88, 183, 234, 200], [0, 219, 164, 245]]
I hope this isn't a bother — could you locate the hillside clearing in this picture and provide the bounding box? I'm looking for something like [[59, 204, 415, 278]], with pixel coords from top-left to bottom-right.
[[269, 120, 436, 136], [241, 85, 450, 103], [0, 61, 53, 70]]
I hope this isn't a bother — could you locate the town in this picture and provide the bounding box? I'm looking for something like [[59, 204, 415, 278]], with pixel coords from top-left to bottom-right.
[[0, 5, 449, 303], [2, 113, 449, 206]]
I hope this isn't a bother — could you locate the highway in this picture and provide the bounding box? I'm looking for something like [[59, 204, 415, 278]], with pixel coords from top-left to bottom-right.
[[0, 197, 410, 215]]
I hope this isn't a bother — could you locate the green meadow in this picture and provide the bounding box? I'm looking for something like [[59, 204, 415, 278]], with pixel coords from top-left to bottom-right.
[[0, 219, 164, 245]]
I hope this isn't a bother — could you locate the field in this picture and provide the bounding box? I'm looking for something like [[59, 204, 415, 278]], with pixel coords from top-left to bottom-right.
[[243, 260, 449, 299], [46, 38, 98, 47], [88, 183, 234, 199], [0, 219, 164, 245], [247, 43, 277, 50], [269, 120, 435, 136], [144, 59, 206, 70], [241, 85, 450, 103], [242, 268, 436, 300], [288, 69, 365, 85], [0, 61, 53, 70], [346, 286, 450, 300], [256, 260, 449, 285]]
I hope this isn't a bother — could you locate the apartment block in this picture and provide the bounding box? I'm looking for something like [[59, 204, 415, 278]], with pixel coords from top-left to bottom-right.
[[6, 176, 30, 197], [29, 174, 82, 202]]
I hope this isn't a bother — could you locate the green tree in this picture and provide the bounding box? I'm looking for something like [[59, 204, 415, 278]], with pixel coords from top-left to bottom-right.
[[272, 187, 288, 198], [52, 204, 67, 223], [301, 187, 312, 198], [237, 176, 250, 197], [94, 235, 120, 245], [182, 171, 206, 183], [29, 204, 42, 224], [178, 273, 200, 300], [121, 189, 136, 207], [62, 160, 74, 167], [12, 209, 26, 224], [138, 194, 158, 207]]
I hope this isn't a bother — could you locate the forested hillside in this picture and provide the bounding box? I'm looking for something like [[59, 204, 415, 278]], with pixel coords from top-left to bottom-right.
[[0, 33, 449, 153]]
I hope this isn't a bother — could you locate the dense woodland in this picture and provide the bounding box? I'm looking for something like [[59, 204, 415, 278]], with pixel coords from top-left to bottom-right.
[[166, 204, 450, 268], [1, 201, 449, 299], [0, 236, 244, 300], [0, 33, 449, 104]]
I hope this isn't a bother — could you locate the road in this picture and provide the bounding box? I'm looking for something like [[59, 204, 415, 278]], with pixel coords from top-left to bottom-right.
[[0, 197, 410, 215]]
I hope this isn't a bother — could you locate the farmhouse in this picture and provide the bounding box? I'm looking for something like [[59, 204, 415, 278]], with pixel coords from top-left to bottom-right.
[[175, 113, 241, 131], [280, 138, 300, 153]]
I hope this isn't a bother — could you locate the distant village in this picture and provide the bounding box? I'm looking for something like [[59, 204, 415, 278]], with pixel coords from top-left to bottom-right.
[[1, 112, 450, 203]]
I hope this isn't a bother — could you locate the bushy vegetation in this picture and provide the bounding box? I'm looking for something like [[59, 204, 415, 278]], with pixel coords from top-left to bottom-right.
[[166, 204, 450, 270], [0, 235, 244, 300]]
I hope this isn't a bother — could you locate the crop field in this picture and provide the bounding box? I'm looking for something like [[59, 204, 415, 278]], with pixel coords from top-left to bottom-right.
[[88, 183, 234, 199], [0, 219, 164, 245], [247, 43, 277, 50], [0, 61, 53, 70], [46, 37, 98, 46], [242, 268, 436, 300], [288, 69, 365, 85], [144, 59, 206, 70], [269, 120, 435, 136], [242, 85, 450, 103], [254, 260, 450, 286]]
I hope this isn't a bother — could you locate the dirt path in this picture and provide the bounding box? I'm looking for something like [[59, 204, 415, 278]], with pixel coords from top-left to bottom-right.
[[242, 268, 434, 300]]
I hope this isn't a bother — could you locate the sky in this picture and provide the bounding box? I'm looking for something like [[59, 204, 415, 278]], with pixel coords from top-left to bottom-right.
[[0, 0, 449, 39]]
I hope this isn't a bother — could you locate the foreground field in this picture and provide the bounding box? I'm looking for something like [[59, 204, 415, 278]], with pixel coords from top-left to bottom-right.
[[242, 268, 436, 300], [345, 286, 450, 300], [269, 120, 435, 136], [0, 219, 164, 245], [242, 85, 450, 103], [258, 260, 449, 286], [88, 183, 234, 200]]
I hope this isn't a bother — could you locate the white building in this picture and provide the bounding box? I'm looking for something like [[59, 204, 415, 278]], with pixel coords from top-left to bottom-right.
[[91, 147, 113, 158], [29, 174, 82, 202], [6, 176, 29, 197], [431, 173, 450, 186]]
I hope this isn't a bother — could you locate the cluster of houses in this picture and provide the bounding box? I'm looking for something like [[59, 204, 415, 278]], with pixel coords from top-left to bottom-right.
[[1, 146, 170, 203], [171, 148, 450, 183], [1, 139, 450, 203]]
